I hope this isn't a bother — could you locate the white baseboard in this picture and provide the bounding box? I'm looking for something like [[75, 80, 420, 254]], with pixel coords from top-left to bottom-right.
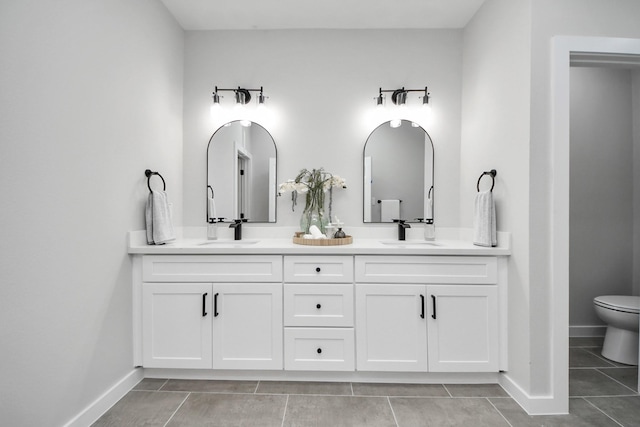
[[569, 325, 606, 337], [499, 374, 569, 415], [63, 368, 144, 427]]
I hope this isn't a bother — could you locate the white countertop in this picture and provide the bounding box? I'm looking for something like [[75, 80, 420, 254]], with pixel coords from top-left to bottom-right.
[[128, 226, 511, 256]]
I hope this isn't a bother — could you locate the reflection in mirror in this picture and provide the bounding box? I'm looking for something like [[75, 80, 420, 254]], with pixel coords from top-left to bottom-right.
[[207, 121, 277, 223], [363, 120, 434, 223]]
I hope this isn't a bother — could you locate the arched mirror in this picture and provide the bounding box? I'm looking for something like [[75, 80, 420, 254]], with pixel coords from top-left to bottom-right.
[[363, 120, 434, 223], [207, 120, 277, 222]]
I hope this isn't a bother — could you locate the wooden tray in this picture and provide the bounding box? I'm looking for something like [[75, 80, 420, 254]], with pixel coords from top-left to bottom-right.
[[292, 235, 353, 246]]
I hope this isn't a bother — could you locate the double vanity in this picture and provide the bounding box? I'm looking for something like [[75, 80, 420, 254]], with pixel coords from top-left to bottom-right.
[[132, 116, 509, 383], [129, 228, 510, 383]]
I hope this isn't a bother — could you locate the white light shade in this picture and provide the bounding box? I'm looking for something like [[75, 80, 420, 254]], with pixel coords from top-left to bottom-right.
[[210, 102, 222, 117]]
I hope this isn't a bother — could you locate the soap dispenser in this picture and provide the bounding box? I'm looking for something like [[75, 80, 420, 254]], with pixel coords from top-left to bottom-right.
[[424, 219, 435, 241], [207, 218, 224, 240]]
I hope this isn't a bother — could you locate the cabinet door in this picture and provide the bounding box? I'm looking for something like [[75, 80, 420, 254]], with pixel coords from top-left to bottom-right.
[[355, 284, 427, 371], [142, 283, 212, 369], [213, 283, 283, 370], [427, 285, 499, 372]]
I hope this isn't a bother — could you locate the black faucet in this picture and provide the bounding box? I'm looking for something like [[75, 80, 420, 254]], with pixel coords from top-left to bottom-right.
[[393, 219, 411, 241], [229, 219, 247, 240]]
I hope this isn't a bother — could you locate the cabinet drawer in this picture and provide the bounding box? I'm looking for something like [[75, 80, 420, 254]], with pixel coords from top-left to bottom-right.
[[355, 256, 497, 284], [142, 255, 282, 282], [284, 284, 354, 327], [284, 328, 355, 371], [284, 256, 353, 283]]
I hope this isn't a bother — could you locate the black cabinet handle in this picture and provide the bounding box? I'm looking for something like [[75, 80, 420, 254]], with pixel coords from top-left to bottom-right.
[[431, 295, 437, 319], [317, 348, 322, 354], [202, 293, 208, 317], [315, 267, 321, 273], [214, 293, 219, 317], [420, 294, 425, 319], [316, 303, 322, 309]]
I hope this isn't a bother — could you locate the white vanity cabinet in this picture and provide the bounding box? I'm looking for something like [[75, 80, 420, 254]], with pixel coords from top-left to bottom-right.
[[142, 282, 213, 369], [283, 256, 355, 371], [131, 240, 508, 379], [139, 255, 283, 370], [355, 256, 502, 372]]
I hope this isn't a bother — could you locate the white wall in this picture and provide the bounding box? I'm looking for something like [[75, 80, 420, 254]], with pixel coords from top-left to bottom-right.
[[462, 0, 532, 396], [183, 30, 463, 230], [570, 67, 634, 329], [0, 1, 183, 425]]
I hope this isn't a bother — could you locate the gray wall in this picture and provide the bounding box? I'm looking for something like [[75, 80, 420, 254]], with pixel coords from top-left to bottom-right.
[[0, 1, 184, 425], [569, 67, 636, 331]]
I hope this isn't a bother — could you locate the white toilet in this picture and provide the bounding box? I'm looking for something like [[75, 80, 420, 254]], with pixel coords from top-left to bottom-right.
[[593, 295, 640, 365]]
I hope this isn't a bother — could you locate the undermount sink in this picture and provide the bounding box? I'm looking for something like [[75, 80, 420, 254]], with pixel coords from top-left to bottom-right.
[[198, 239, 260, 246], [380, 240, 441, 246]]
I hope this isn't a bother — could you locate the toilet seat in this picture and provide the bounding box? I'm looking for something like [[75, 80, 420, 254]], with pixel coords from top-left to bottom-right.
[[594, 295, 640, 314]]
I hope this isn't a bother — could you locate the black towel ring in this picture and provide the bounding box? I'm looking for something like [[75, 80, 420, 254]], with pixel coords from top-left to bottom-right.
[[208, 185, 214, 198], [145, 169, 166, 192], [477, 169, 497, 192]]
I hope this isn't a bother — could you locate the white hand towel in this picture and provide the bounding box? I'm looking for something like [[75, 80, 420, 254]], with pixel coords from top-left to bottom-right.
[[380, 199, 400, 222], [145, 190, 176, 245], [208, 196, 217, 220], [473, 190, 497, 247]]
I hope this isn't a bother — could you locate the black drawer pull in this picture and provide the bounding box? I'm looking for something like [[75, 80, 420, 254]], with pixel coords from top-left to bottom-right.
[[317, 348, 322, 354], [431, 295, 437, 319], [420, 294, 425, 319], [315, 267, 321, 273], [316, 303, 322, 309], [214, 293, 219, 317], [202, 293, 208, 317]]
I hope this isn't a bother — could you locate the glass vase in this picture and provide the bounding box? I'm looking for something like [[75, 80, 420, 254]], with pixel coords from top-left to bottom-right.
[[300, 210, 328, 234]]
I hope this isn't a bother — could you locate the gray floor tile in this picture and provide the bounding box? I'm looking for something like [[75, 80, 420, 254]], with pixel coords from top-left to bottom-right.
[[598, 368, 639, 393], [570, 337, 605, 348], [489, 397, 621, 427], [586, 396, 640, 427], [91, 390, 188, 427], [167, 393, 287, 427], [570, 348, 616, 368], [283, 395, 396, 427], [391, 396, 509, 426], [570, 369, 636, 397], [584, 347, 634, 367], [132, 378, 168, 391], [445, 383, 509, 397], [352, 382, 449, 397], [256, 380, 352, 395], [161, 379, 258, 393]]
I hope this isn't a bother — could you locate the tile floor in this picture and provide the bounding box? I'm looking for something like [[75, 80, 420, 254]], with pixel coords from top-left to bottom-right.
[[92, 337, 639, 426]]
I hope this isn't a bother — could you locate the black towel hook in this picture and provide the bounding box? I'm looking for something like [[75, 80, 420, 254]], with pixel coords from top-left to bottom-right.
[[145, 169, 166, 193], [208, 185, 214, 198], [477, 169, 497, 192]]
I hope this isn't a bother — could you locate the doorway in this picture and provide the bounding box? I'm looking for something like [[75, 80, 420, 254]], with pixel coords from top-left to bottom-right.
[[552, 37, 640, 413]]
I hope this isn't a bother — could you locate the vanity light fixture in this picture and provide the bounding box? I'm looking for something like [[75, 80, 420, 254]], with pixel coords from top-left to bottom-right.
[[375, 86, 430, 107], [212, 86, 268, 107]]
